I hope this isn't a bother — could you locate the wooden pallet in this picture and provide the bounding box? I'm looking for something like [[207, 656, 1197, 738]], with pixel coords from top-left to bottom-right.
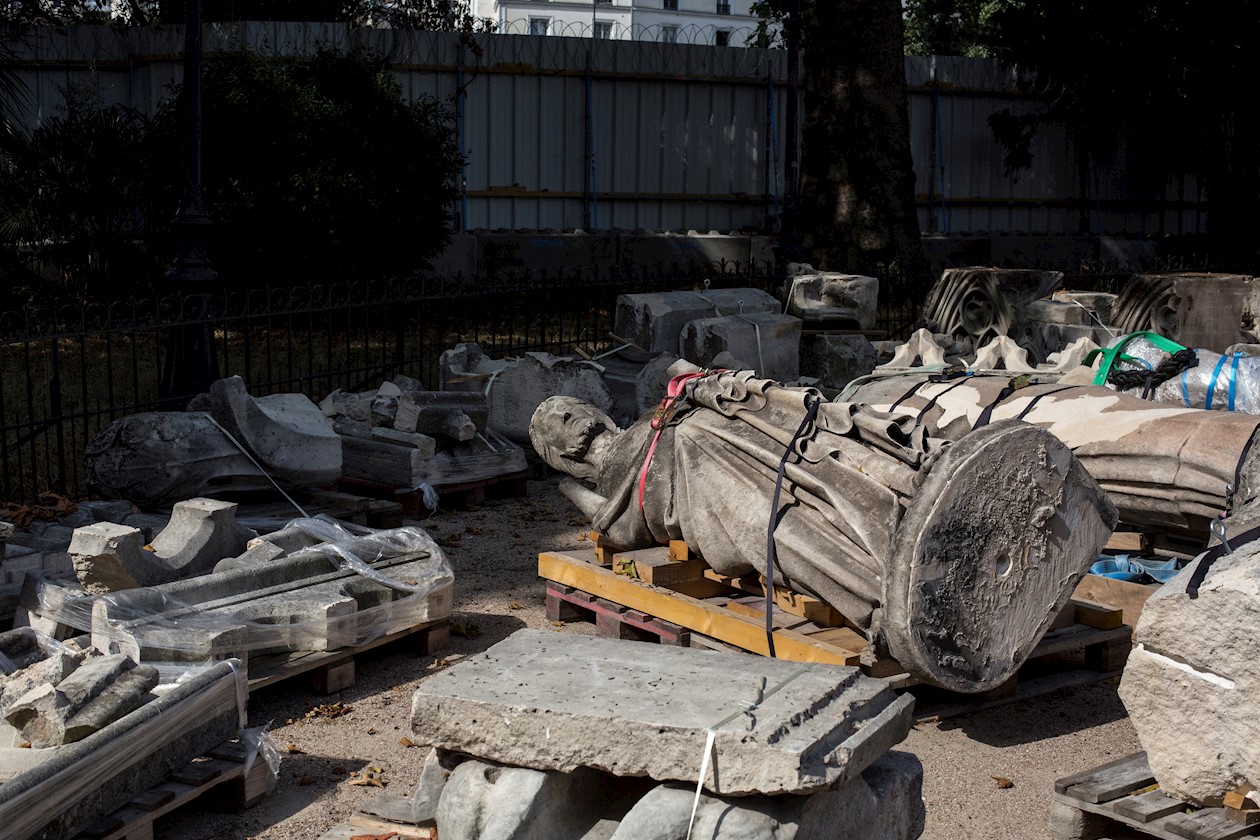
[[71, 739, 273, 840], [247, 617, 450, 695], [1052, 752, 1260, 840], [338, 469, 528, 516], [540, 543, 1133, 716], [316, 792, 437, 840]]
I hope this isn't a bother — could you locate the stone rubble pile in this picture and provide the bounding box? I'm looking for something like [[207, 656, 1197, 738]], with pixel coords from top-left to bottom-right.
[[396, 630, 925, 840], [0, 629, 157, 751]]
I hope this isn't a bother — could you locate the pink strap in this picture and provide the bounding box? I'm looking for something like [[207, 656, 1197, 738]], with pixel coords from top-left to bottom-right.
[[637, 371, 723, 513]]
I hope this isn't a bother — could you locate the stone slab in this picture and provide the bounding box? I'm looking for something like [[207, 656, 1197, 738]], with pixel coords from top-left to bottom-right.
[[410, 630, 913, 796]]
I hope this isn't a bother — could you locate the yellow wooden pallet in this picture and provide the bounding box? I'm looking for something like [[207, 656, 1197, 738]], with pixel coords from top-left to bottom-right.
[[540, 539, 1132, 697]]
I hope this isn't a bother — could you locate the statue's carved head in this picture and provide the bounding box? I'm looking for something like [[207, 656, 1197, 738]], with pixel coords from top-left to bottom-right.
[[529, 396, 621, 482]]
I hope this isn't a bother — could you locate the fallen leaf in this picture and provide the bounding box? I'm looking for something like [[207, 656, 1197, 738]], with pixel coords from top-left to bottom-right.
[[992, 775, 1014, 789], [400, 737, 414, 747], [285, 744, 304, 754], [16, 741, 31, 749], [551, 621, 566, 628], [429, 657, 448, 668], [451, 621, 481, 640], [508, 601, 525, 610], [348, 770, 386, 787], [332, 766, 347, 775], [367, 727, 377, 735], [298, 775, 317, 786]]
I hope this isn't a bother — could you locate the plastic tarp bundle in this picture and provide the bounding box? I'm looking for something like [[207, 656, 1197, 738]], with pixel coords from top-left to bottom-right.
[[23, 517, 454, 666]]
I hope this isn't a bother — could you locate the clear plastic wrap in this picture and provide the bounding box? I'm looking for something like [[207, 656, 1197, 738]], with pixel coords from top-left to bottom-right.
[[1154, 349, 1260, 413], [1101, 334, 1260, 413], [21, 519, 454, 667]]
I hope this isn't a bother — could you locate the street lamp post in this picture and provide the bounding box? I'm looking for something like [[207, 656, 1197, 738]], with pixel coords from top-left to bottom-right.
[[159, 0, 221, 407]]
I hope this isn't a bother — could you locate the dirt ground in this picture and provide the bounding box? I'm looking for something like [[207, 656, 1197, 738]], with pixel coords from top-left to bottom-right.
[[155, 474, 1142, 840]]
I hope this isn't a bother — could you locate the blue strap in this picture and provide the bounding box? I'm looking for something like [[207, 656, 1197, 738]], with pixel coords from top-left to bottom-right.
[[1180, 368, 1192, 407], [1228, 352, 1242, 411], [1205, 353, 1231, 411]]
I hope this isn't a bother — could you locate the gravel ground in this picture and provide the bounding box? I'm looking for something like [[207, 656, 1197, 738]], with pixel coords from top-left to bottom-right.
[[155, 475, 1142, 840]]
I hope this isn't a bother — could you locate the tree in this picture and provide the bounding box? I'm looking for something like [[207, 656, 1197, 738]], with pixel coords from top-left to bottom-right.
[[0, 87, 176, 304], [158, 47, 463, 290], [754, 1, 924, 278]]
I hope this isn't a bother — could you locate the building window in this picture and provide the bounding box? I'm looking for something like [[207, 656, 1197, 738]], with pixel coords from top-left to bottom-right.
[[716, 1, 731, 14], [663, 0, 678, 8], [660, 24, 678, 43], [594, 21, 613, 39], [715, 29, 731, 46], [529, 17, 550, 35]]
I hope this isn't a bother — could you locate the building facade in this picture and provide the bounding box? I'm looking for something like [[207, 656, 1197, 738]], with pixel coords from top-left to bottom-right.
[[474, 0, 765, 45]]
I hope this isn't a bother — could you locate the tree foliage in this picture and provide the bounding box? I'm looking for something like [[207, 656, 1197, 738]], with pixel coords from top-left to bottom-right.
[[0, 48, 462, 304], [182, 47, 462, 289], [1, 0, 493, 29]]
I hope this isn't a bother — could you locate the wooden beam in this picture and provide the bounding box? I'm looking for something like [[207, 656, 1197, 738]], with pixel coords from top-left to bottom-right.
[[702, 568, 849, 628], [1105, 531, 1151, 553], [538, 550, 861, 665], [1073, 574, 1159, 630], [1071, 598, 1124, 630]]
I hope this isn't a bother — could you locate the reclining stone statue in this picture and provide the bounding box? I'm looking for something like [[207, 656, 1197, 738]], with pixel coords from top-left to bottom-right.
[[530, 363, 1117, 693]]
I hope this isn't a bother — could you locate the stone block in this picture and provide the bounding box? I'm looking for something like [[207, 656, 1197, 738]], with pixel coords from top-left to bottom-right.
[[85, 412, 271, 508], [613, 289, 781, 355], [410, 630, 913, 796], [800, 335, 878, 390], [680, 312, 802, 381], [71, 499, 256, 593]]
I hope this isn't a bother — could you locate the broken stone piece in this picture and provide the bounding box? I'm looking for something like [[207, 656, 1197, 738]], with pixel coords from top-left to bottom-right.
[[86, 412, 271, 507], [440, 343, 613, 443], [411, 630, 914, 796], [800, 334, 877, 390]]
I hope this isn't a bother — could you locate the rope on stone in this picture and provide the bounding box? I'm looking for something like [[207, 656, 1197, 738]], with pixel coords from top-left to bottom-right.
[[1107, 348, 1199, 400]]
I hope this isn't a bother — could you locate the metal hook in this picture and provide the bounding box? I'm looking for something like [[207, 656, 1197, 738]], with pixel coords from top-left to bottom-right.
[[703, 278, 711, 291], [1211, 517, 1233, 554]]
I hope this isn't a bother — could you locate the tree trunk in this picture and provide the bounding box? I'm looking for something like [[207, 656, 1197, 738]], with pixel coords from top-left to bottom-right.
[[798, 0, 924, 278]]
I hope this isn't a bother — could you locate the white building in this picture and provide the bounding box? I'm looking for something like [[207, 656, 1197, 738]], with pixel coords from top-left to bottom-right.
[[475, 0, 766, 46]]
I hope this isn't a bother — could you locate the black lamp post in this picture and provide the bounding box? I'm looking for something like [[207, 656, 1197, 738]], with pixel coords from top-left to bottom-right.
[[776, 0, 805, 264], [159, 0, 221, 407]]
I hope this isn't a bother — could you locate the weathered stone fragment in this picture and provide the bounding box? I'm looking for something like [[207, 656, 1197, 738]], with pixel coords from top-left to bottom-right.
[[411, 630, 914, 796], [370, 427, 439, 455], [71, 499, 256, 593], [921, 267, 1064, 355], [441, 343, 613, 443], [1118, 543, 1260, 805]]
